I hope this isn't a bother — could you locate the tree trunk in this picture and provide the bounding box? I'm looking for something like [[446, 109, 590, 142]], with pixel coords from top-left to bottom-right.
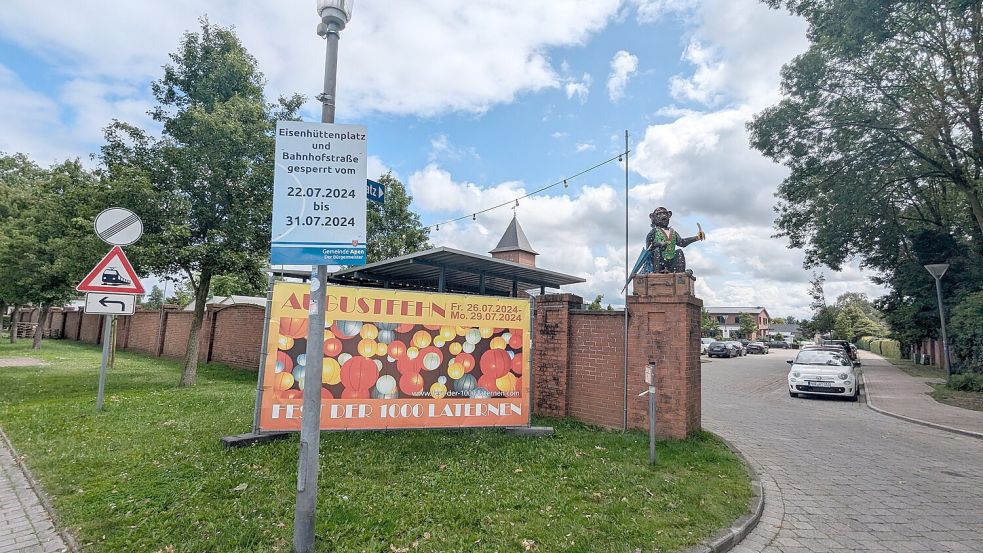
[[0, 301, 7, 333], [32, 305, 50, 350], [9, 305, 20, 343], [961, 186, 983, 238], [179, 269, 212, 387]]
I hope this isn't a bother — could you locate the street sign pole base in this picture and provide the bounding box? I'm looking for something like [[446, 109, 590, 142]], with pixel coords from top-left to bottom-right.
[[220, 431, 291, 448]]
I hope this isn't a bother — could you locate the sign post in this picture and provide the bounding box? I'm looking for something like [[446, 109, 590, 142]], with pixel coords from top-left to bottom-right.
[[80, 208, 143, 411], [645, 360, 657, 465]]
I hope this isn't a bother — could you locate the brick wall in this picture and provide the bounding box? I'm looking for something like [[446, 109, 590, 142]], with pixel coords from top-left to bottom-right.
[[161, 311, 194, 359], [208, 304, 265, 369], [126, 310, 164, 355], [64, 310, 82, 340], [568, 311, 626, 429], [79, 313, 102, 344]]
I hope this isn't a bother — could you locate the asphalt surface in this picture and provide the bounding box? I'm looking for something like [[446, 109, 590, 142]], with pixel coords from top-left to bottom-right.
[[702, 349, 983, 552]]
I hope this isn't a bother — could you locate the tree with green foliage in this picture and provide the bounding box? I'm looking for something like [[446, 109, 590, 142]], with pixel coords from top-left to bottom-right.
[[587, 295, 604, 311], [101, 19, 302, 386], [145, 286, 165, 309], [770, 317, 786, 325], [366, 173, 431, 263], [701, 308, 720, 337], [737, 312, 758, 339], [210, 271, 267, 298], [0, 157, 106, 349]]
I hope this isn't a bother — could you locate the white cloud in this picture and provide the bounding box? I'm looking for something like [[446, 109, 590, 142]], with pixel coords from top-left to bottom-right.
[[631, 0, 698, 23], [564, 73, 592, 103], [575, 143, 596, 153], [551, 131, 569, 139], [606, 50, 639, 102]]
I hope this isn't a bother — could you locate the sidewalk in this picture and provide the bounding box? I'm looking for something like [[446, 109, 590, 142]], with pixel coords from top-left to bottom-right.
[[0, 429, 69, 553], [860, 350, 983, 439]]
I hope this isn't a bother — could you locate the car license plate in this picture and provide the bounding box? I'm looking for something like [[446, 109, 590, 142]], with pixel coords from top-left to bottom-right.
[[808, 381, 832, 387]]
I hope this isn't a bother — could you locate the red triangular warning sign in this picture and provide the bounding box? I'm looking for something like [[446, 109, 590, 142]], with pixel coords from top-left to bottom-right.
[[76, 246, 145, 294]]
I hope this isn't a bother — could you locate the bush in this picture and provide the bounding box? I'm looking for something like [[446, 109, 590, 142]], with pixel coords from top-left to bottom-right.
[[857, 337, 901, 359], [947, 372, 983, 392], [949, 291, 983, 373]]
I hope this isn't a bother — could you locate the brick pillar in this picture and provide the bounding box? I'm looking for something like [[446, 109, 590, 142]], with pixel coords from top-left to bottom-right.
[[532, 293, 582, 418], [627, 273, 703, 439]]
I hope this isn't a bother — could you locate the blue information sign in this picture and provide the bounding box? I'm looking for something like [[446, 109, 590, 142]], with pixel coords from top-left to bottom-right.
[[367, 179, 386, 204]]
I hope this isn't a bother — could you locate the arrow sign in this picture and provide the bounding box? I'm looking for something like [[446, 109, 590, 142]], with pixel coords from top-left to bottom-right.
[[77, 246, 145, 294], [85, 293, 136, 315], [367, 179, 385, 204]]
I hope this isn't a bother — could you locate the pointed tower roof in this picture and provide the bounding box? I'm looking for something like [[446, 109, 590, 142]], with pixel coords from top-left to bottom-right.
[[490, 216, 538, 255]]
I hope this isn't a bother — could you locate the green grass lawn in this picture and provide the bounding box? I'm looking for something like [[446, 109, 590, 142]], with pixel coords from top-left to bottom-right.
[[930, 384, 983, 412], [888, 357, 946, 379], [0, 339, 751, 553]]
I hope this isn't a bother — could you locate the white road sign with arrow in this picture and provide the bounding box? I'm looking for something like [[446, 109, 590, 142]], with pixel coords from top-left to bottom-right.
[[84, 293, 136, 315]]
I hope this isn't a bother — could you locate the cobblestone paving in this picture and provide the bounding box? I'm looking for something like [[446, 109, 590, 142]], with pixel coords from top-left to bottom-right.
[[703, 350, 983, 553], [0, 433, 67, 553]]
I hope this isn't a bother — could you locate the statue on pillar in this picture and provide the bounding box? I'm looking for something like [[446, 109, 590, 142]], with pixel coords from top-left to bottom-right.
[[625, 207, 705, 289]]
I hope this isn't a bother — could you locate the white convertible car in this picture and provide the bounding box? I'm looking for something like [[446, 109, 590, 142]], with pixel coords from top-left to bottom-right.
[[786, 347, 861, 401]]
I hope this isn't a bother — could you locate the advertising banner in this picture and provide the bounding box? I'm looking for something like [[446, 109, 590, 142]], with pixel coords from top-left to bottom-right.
[[271, 120, 367, 265], [258, 283, 531, 431]]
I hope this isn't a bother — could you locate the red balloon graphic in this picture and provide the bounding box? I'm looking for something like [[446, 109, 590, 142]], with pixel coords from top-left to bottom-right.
[[279, 317, 309, 339], [342, 388, 370, 399], [341, 356, 379, 391], [276, 351, 294, 373], [511, 352, 523, 375], [480, 349, 512, 378], [395, 323, 415, 333], [321, 387, 334, 399], [399, 372, 425, 395], [388, 340, 407, 359], [508, 329, 523, 350], [396, 355, 421, 375], [282, 389, 303, 400], [322, 338, 343, 357], [454, 352, 476, 373], [477, 373, 500, 392], [423, 324, 442, 331]]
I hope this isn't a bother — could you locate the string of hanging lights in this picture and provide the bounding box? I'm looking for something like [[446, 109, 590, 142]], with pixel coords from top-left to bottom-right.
[[424, 149, 629, 232]]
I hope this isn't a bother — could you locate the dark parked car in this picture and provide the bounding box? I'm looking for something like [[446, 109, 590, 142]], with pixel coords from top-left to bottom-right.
[[746, 341, 770, 354], [766, 340, 791, 349], [825, 340, 857, 361], [707, 341, 738, 358], [725, 341, 747, 356]]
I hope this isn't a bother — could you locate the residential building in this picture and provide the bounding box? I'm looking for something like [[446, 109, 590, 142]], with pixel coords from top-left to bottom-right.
[[705, 306, 770, 339]]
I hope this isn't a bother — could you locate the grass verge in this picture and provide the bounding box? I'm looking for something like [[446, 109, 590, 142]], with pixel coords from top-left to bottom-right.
[[930, 384, 983, 412], [0, 340, 750, 552], [888, 358, 946, 380]]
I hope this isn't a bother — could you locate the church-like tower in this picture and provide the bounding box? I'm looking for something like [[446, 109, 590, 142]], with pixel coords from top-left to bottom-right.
[[489, 216, 538, 267]]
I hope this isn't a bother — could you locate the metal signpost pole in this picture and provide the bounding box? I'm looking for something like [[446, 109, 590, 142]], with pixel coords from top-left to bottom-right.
[[934, 277, 951, 379], [96, 315, 112, 410], [646, 360, 656, 465], [295, 3, 352, 552]]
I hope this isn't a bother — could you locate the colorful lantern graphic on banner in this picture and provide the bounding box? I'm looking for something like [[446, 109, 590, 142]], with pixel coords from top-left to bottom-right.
[[279, 317, 309, 339]]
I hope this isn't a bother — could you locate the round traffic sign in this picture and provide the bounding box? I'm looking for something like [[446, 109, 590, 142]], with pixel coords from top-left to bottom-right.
[[94, 208, 143, 246]]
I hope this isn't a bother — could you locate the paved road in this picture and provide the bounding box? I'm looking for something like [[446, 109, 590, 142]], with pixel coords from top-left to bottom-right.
[[703, 349, 983, 553]]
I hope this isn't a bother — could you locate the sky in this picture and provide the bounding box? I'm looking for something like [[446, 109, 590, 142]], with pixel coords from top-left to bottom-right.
[[0, 0, 886, 318]]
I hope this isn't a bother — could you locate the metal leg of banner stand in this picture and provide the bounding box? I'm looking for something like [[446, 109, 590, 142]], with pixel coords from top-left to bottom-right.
[[504, 296, 554, 438], [96, 315, 112, 411], [646, 360, 657, 465], [221, 270, 289, 448]]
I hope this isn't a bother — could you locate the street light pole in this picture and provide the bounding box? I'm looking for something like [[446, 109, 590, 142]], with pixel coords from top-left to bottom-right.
[[294, 2, 352, 552], [924, 264, 951, 380]]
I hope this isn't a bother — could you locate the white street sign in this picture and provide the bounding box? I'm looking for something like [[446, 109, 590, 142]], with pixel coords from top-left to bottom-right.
[[94, 208, 143, 246], [84, 293, 136, 315], [271, 120, 367, 266]]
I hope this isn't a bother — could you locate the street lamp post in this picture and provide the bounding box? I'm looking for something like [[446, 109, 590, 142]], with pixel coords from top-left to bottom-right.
[[924, 263, 951, 380], [294, 2, 353, 553]]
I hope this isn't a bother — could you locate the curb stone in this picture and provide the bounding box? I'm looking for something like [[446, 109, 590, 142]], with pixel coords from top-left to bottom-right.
[[682, 434, 765, 553], [0, 427, 79, 553], [862, 374, 983, 441]]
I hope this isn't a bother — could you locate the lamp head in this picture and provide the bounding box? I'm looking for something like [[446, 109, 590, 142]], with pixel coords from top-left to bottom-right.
[[317, 0, 353, 32], [924, 263, 949, 279]]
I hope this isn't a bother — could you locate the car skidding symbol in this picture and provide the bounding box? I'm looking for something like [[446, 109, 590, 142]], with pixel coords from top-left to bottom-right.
[[101, 267, 131, 286]]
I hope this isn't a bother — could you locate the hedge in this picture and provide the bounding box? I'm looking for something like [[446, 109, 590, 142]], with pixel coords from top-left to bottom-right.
[[857, 336, 902, 359]]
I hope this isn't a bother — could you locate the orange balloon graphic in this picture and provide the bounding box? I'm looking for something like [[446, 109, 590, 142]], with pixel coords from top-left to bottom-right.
[[423, 324, 442, 331], [395, 323, 415, 333], [496, 372, 518, 393], [322, 357, 342, 385], [477, 373, 499, 392], [357, 338, 378, 357], [447, 362, 465, 380], [273, 371, 295, 391], [281, 389, 303, 400], [360, 323, 379, 340], [279, 317, 309, 339], [489, 336, 507, 350], [511, 352, 523, 375], [508, 329, 523, 350], [454, 352, 476, 373], [399, 372, 425, 395], [341, 356, 378, 391], [479, 327, 494, 339], [388, 340, 407, 359], [275, 350, 294, 373], [412, 330, 432, 349], [449, 342, 463, 356], [480, 349, 512, 378], [322, 338, 343, 357], [375, 341, 388, 356], [439, 326, 456, 341]]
